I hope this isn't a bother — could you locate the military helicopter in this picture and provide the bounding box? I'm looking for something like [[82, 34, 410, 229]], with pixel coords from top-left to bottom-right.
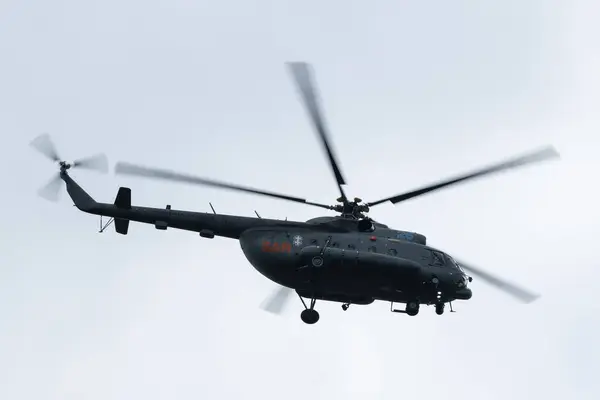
[[31, 62, 559, 324]]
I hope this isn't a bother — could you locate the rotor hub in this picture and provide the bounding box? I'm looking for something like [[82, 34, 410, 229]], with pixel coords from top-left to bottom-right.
[[332, 198, 370, 219], [59, 161, 71, 173]]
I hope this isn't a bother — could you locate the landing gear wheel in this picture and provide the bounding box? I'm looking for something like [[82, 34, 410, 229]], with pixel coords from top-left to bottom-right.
[[301, 309, 320, 324], [435, 303, 445, 315], [297, 293, 320, 324], [406, 301, 420, 316]]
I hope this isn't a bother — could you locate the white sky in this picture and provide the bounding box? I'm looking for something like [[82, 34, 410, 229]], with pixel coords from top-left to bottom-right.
[[1, 1, 599, 399]]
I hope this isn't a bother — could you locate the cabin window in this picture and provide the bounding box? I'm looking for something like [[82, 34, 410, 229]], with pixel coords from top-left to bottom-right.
[[348, 243, 356, 250], [311, 239, 318, 245], [387, 248, 398, 256], [332, 242, 339, 248]]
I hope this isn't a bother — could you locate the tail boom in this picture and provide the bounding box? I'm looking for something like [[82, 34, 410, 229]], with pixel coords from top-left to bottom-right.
[[59, 173, 305, 239]]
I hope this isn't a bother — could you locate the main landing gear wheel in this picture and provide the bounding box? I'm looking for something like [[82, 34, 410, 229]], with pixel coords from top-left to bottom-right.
[[301, 309, 320, 324], [298, 293, 320, 324], [406, 301, 419, 316], [435, 303, 445, 315]]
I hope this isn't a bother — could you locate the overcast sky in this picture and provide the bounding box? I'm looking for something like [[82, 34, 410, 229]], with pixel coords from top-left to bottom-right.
[[1, 1, 599, 399]]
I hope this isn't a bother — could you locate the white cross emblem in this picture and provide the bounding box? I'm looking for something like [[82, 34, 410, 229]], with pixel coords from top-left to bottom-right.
[[292, 235, 303, 246]]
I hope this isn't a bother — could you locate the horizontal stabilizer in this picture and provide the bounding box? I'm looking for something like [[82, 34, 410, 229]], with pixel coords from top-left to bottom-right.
[[114, 187, 131, 235]]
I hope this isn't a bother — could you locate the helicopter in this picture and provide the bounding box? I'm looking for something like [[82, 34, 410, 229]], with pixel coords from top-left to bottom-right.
[[30, 62, 560, 324]]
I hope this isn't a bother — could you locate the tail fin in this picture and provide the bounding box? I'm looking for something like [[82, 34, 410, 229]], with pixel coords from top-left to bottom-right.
[[113, 187, 131, 235]]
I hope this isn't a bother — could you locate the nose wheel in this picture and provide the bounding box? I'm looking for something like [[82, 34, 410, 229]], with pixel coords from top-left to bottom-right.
[[435, 303, 445, 315]]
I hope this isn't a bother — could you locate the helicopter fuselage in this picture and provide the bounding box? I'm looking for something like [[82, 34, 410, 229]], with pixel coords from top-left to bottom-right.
[[239, 226, 472, 306]]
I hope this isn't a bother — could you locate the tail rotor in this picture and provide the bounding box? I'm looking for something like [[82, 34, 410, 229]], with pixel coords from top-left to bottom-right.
[[30, 133, 109, 202]]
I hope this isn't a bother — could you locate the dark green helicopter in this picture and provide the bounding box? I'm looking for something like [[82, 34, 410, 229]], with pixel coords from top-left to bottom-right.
[[31, 62, 559, 324]]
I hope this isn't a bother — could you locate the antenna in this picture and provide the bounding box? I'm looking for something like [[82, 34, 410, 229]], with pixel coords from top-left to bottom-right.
[[209, 202, 216, 214], [255, 210, 262, 218]]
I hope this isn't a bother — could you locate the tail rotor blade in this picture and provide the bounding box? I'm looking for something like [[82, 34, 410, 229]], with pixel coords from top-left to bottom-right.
[[261, 285, 293, 315], [454, 258, 540, 303], [37, 173, 63, 202], [30, 133, 60, 162], [29, 134, 108, 202], [72, 153, 109, 173]]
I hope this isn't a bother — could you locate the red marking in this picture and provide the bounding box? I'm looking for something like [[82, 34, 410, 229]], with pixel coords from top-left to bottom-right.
[[261, 240, 292, 253], [261, 241, 271, 252], [370, 236, 377, 241]]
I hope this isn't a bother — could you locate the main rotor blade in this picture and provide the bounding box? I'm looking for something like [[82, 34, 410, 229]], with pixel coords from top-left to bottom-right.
[[260, 285, 293, 314], [367, 146, 560, 207], [30, 133, 60, 162], [37, 173, 63, 202], [454, 258, 540, 303], [287, 62, 348, 202], [72, 154, 109, 173], [114, 162, 333, 210]]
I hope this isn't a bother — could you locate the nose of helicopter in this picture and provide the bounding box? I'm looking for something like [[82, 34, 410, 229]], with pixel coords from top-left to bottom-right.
[[426, 269, 473, 300], [453, 274, 472, 299], [454, 287, 472, 300]]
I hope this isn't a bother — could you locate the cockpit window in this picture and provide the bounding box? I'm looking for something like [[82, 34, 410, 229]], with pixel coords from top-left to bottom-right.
[[430, 250, 445, 267], [446, 255, 464, 271]]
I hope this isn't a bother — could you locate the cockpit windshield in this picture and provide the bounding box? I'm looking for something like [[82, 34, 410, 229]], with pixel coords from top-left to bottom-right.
[[445, 254, 464, 272], [431, 251, 445, 266]]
